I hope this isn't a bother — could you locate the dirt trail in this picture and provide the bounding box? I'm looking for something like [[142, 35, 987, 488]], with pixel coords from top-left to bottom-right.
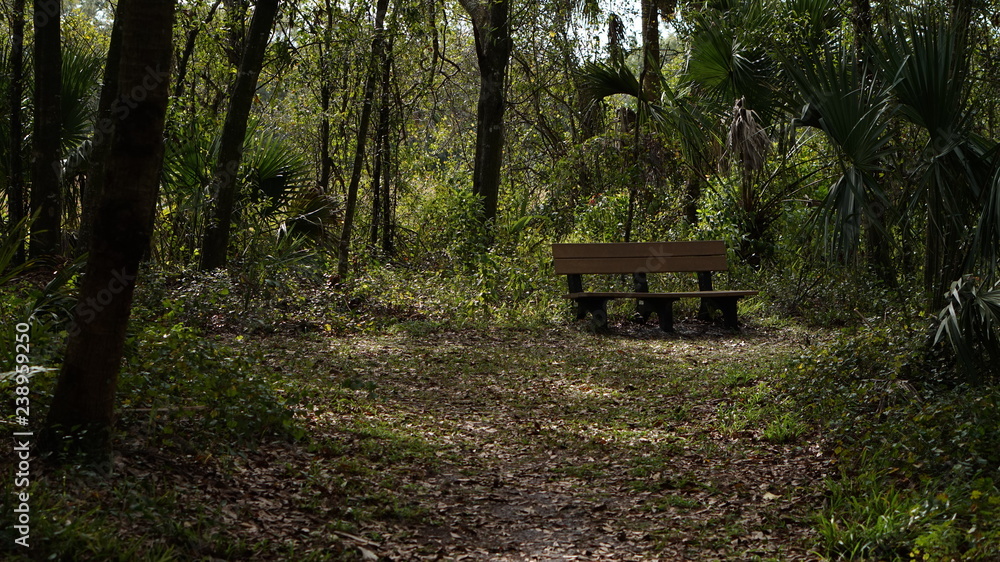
[[323, 323, 833, 560]]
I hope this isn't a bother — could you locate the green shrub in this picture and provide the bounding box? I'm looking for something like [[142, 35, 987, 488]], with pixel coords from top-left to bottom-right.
[[787, 318, 1000, 560], [118, 323, 300, 447], [933, 276, 1000, 386]]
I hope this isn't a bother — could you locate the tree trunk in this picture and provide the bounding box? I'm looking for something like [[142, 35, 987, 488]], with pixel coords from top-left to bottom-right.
[[29, 0, 63, 259], [684, 171, 702, 225], [317, 0, 334, 194], [459, 0, 512, 237], [199, 0, 280, 270], [640, 0, 660, 99], [6, 0, 26, 265], [336, 0, 391, 277], [78, 0, 127, 257], [40, 0, 175, 465], [370, 35, 393, 253], [381, 131, 394, 256], [319, 82, 332, 192]]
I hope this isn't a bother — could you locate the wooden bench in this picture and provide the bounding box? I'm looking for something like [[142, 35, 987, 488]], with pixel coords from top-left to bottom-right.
[[552, 241, 758, 331]]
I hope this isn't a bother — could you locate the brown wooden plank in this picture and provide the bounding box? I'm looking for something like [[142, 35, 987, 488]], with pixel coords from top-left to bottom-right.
[[552, 241, 725, 259], [553, 255, 729, 274], [565, 290, 758, 299]]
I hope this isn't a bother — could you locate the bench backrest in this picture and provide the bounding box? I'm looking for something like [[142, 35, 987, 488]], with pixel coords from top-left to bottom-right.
[[552, 241, 728, 275]]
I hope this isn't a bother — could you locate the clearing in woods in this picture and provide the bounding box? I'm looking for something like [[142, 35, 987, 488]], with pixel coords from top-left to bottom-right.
[[253, 321, 833, 560], [22, 320, 833, 560]]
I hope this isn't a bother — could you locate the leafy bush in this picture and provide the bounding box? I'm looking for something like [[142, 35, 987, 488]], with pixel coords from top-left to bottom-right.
[[933, 276, 1000, 386], [785, 318, 1000, 560], [118, 323, 300, 447]]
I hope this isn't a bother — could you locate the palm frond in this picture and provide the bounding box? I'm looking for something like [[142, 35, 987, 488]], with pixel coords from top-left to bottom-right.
[[784, 42, 894, 257], [722, 96, 771, 173], [784, 0, 840, 38], [244, 132, 311, 213], [577, 57, 722, 176], [970, 166, 1000, 279], [0, 213, 37, 285], [61, 44, 104, 154], [683, 11, 785, 127], [578, 60, 644, 107], [877, 13, 970, 137], [934, 276, 1000, 385]]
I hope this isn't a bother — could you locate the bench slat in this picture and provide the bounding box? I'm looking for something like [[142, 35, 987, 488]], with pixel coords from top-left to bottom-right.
[[565, 290, 758, 299], [552, 241, 725, 259], [553, 255, 728, 274]]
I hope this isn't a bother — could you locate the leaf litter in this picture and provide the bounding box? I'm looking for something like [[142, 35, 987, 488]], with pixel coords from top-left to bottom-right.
[[28, 320, 834, 560], [271, 321, 834, 560]]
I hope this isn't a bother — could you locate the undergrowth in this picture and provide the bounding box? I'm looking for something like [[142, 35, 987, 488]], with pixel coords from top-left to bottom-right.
[[783, 318, 1000, 560]]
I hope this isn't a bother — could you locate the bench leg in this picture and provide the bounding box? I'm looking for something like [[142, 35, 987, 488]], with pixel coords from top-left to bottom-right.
[[643, 298, 677, 332], [710, 297, 740, 329], [634, 298, 654, 324], [575, 297, 611, 331], [697, 272, 715, 321]]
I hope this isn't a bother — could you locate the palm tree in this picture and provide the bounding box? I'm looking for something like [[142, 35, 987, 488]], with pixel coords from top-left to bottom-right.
[[876, 13, 996, 307], [786, 9, 999, 307], [783, 40, 895, 263]]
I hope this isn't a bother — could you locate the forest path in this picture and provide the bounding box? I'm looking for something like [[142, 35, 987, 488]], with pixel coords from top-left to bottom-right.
[[287, 322, 834, 560]]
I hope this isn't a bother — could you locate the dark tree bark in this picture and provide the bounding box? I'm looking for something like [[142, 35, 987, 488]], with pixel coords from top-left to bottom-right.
[[458, 0, 512, 235], [78, 0, 127, 256], [319, 81, 333, 192], [370, 36, 393, 253], [41, 0, 175, 464], [200, 0, 280, 270], [29, 0, 63, 259], [337, 0, 391, 277], [6, 0, 26, 265], [381, 132, 394, 256], [317, 0, 334, 194]]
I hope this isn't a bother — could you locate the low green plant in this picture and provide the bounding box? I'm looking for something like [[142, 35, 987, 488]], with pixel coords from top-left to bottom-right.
[[815, 475, 917, 560], [933, 275, 1000, 386], [788, 316, 1000, 559], [762, 412, 807, 443], [118, 322, 301, 447]]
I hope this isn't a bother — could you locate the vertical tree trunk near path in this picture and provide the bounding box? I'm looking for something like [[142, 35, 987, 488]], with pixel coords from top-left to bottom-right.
[[370, 35, 393, 253], [336, 0, 391, 277], [77, 0, 127, 257], [29, 0, 63, 259], [317, 0, 334, 194], [40, 0, 175, 464], [199, 0, 280, 270], [458, 0, 512, 240], [6, 0, 26, 265], [381, 130, 394, 256], [319, 82, 332, 192]]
